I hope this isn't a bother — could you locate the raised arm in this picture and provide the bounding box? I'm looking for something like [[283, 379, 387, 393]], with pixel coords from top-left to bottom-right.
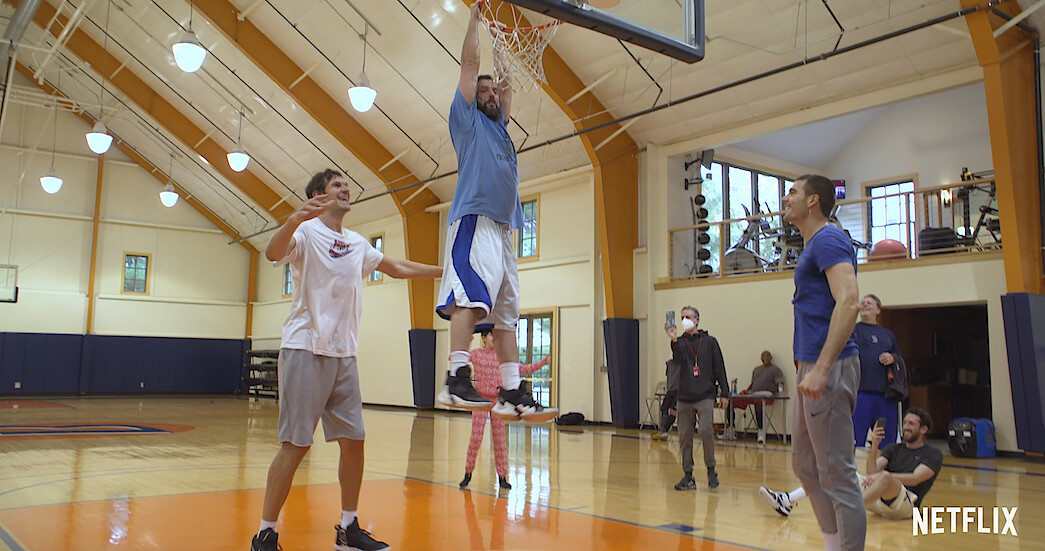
[[265, 194, 333, 261], [376, 256, 442, 279], [495, 47, 512, 119], [458, 2, 482, 103], [520, 356, 550, 376]]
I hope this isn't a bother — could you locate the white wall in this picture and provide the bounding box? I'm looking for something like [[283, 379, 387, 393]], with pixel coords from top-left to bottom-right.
[[825, 83, 993, 240], [0, 75, 249, 339]]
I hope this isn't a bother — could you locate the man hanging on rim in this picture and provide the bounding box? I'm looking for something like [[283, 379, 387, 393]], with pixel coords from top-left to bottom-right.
[[436, 2, 556, 423]]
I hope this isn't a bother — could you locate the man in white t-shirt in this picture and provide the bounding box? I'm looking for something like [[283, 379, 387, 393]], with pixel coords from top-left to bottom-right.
[[250, 169, 442, 551]]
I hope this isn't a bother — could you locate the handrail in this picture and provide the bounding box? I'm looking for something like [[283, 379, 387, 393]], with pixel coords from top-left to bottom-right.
[[668, 179, 1001, 281]]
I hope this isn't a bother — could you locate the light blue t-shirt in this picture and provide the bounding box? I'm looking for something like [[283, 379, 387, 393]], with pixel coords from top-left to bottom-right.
[[446, 89, 524, 229], [792, 225, 859, 363]]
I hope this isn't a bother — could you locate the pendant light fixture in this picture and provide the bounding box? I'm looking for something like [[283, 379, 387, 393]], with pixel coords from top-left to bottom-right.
[[159, 152, 179, 207], [348, 24, 377, 112], [86, 0, 112, 154], [40, 102, 64, 194], [172, 0, 207, 73], [226, 109, 250, 172]]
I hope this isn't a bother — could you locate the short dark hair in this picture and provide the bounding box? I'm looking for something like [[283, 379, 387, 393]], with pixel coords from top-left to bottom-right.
[[906, 407, 933, 430], [477, 74, 494, 84], [305, 169, 342, 199], [864, 294, 882, 309], [681, 306, 699, 317], [798, 174, 836, 217]]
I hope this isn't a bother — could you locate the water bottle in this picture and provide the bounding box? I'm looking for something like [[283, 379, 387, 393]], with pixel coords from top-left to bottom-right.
[[731, 378, 738, 395]]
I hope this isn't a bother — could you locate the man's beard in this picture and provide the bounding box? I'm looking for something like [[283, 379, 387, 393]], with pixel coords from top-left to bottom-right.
[[903, 431, 919, 444], [480, 100, 499, 120]]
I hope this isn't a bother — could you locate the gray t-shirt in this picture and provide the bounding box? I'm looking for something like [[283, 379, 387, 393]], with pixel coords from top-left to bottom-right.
[[750, 364, 785, 393]]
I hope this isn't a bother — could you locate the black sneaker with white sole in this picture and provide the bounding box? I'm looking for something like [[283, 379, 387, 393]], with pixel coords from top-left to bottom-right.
[[250, 528, 280, 551], [436, 367, 493, 411], [335, 520, 390, 551], [491, 386, 558, 422]]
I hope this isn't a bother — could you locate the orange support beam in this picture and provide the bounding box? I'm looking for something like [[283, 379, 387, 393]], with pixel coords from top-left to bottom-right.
[[963, 1, 1044, 294], [194, 0, 441, 329], [85, 153, 104, 335], [14, 0, 296, 226]]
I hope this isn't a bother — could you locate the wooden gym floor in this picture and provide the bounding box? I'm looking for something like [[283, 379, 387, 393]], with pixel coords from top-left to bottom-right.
[[0, 396, 1041, 550]]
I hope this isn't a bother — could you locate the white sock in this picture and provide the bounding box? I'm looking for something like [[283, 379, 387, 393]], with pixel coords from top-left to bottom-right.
[[822, 531, 841, 551], [341, 510, 357, 529], [258, 519, 277, 535], [499, 362, 520, 390], [450, 351, 470, 376], [788, 487, 806, 502]]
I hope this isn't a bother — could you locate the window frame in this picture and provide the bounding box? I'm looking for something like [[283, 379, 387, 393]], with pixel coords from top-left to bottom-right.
[[121, 252, 152, 295], [367, 233, 384, 285], [516, 308, 556, 408], [864, 174, 918, 254], [516, 194, 540, 263], [695, 156, 796, 272], [282, 264, 293, 297]]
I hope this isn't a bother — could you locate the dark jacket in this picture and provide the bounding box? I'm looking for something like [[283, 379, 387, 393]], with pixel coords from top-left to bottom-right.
[[670, 330, 729, 402], [665, 359, 682, 393]]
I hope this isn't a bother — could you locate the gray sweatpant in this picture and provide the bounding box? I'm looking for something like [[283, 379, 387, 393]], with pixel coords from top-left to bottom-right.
[[792, 355, 866, 551], [677, 398, 715, 475]]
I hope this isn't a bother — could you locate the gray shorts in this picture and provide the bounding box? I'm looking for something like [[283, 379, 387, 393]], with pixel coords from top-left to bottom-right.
[[277, 348, 365, 446]]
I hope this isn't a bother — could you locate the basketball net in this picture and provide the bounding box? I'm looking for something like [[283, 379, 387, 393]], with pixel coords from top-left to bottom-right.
[[478, 1, 561, 92]]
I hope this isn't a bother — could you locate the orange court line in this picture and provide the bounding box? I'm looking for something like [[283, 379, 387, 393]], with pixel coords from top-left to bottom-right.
[[0, 478, 759, 551]]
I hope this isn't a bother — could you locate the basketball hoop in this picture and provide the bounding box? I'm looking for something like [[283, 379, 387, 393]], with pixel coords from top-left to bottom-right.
[[478, 1, 561, 92]]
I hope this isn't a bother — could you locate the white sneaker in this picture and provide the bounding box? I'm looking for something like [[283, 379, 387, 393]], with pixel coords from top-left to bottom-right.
[[759, 486, 795, 517], [757, 429, 766, 444]]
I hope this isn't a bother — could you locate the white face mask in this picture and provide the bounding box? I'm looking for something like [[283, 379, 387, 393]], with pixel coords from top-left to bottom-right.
[[681, 318, 695, 332]]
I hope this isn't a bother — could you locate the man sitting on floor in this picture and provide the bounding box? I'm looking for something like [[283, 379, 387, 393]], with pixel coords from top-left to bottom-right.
[[759, 407, 943, 519]]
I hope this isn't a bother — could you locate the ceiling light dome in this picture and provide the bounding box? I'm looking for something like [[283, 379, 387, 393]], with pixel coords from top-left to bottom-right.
[[159, 183, 179, 207], [227, 148, 250, 172], [85, 121, 113, 154], [172, 30, 207, 73], [349, 73, 377, 112], [40, 168, 63, 194]]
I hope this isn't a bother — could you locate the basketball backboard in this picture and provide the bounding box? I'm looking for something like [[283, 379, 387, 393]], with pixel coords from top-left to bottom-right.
[[0, 265, 17, 303], [502, 0, 705, 63]]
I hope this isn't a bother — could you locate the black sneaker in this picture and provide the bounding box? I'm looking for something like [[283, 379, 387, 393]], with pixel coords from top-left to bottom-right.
[[491, 386, 558, 422], [707, 468, 719, 489], [436, 367, 492, 411], [674, 474, 696, 491], [335, 520, 390, 551], [250, 528, 281, 551], [498, 475, 512, 489], [459, 472, 472, 488]]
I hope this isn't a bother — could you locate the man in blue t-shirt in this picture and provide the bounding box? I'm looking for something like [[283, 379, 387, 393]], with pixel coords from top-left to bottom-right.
[[434, 2, 556, 423], [853, 294, 906, 449], [784, 174, 865, 551]]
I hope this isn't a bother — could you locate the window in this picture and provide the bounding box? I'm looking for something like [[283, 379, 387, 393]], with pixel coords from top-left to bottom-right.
[[368, 233, 384, 284], [282, 264, 293, 296], [517, 312, 554, 407], [517, 196, 539, 260], [867, 180, 916, 252], [122, 253, 150, 294], [690, 159, 791, 273]]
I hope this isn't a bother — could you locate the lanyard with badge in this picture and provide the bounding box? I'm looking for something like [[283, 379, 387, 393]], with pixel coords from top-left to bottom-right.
[[683, 335, 704, 377]]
